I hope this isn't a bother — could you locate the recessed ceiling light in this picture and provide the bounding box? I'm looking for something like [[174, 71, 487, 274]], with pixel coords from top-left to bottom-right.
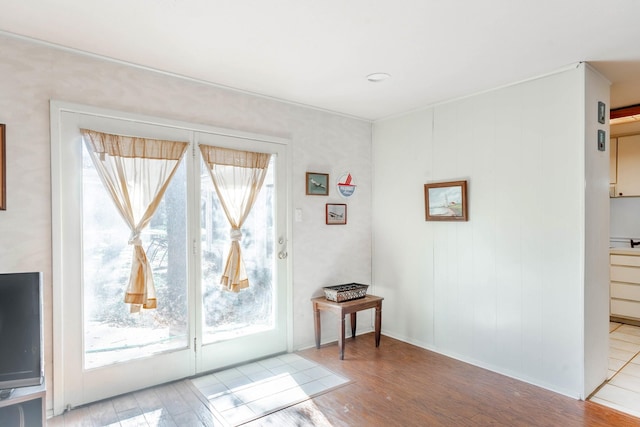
[[367, 73, 390, 83]]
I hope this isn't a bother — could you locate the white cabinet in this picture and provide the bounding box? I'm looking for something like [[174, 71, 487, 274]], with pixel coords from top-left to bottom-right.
[[610, 249, 640, 321], [614, 134, 640, 197]]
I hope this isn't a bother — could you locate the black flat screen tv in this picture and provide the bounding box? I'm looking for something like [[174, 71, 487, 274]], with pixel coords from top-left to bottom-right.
[[0, 272, 43, 393]]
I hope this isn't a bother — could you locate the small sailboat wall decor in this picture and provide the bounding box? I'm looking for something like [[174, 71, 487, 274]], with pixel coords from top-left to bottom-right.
[[337, 172, 356, 198]]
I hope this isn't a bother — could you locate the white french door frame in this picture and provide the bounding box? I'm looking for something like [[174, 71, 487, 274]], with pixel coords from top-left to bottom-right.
[[50, 100, 293, 416]]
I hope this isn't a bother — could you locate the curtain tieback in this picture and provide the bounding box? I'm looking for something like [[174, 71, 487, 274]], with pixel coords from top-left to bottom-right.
[[128, 231, 142, 246], [230, 228, 242, 242]]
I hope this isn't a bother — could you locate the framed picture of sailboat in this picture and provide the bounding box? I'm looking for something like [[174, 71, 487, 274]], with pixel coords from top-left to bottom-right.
[[424, 180, 468, 221]]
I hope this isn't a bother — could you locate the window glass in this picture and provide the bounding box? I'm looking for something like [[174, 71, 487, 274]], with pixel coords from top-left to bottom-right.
[[200, 155, 275, 344], [82, 144, 188, 369]]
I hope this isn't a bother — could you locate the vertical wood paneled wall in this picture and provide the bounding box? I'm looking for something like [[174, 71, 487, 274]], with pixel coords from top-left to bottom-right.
[[373, 65, 599, 398]]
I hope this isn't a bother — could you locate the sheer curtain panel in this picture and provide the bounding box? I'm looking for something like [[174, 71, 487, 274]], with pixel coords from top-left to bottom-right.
[[199, 145, 271, 292], [81, 129, 189, 312]]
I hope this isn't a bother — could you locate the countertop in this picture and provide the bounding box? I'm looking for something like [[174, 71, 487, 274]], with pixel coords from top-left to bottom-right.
[[610, 247, 640, 255]]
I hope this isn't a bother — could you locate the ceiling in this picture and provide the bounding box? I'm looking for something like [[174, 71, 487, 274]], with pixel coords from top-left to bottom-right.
[[2, 0, 640, 121]]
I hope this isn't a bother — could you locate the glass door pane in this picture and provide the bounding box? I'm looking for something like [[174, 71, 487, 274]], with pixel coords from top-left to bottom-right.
[[82, 139, 189, 369], [200, 157, 275, 343]]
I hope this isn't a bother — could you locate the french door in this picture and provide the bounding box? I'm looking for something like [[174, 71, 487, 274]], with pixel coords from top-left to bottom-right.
[[195, 132, 289, 373], [51, 103, 290, 413]]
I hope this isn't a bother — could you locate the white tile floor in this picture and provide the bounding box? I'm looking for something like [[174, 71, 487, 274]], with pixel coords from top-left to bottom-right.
[[590, 322, 640, 417], [48, 353, 349, 427], [189, 353, 349, 426]]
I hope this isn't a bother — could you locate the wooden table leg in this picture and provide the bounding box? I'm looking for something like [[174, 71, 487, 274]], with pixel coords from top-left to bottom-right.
[[350, 312, 357, 338], [375, 303, 382, 347], [339, 314, 345, 360], [313, 304, 321, 349]]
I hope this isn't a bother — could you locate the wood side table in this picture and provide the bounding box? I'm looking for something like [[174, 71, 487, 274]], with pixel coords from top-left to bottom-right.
[[311, 294, 384, 360]]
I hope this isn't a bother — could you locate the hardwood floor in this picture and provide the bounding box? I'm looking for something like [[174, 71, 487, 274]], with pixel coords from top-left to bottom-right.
[[260, 334, 640, 426], [49, 333, 640, 426]]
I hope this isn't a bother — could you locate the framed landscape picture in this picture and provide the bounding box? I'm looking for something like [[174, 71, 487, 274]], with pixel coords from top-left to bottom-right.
[[424, 180, 467, 221]]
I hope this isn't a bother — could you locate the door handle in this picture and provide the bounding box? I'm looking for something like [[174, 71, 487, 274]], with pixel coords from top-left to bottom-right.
[[278, 237, 287, 259]]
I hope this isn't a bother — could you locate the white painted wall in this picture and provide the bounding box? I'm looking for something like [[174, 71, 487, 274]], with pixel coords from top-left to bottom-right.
[[0, 34, 372, 413], [373, 65, 595, 398], [582, 65, 610, 398]]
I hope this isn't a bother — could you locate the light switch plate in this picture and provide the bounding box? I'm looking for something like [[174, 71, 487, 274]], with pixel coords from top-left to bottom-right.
[[598, 101, 606, 124], [598, 129, 606, 151]]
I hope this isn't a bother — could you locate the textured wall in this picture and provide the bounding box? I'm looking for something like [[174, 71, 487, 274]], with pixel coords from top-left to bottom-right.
[[0, 34, 372, 411]]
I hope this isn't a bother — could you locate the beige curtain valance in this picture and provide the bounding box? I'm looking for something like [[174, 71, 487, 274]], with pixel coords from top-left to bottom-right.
[[81, 129, 186, 160], [200, 145, 271, 169]]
